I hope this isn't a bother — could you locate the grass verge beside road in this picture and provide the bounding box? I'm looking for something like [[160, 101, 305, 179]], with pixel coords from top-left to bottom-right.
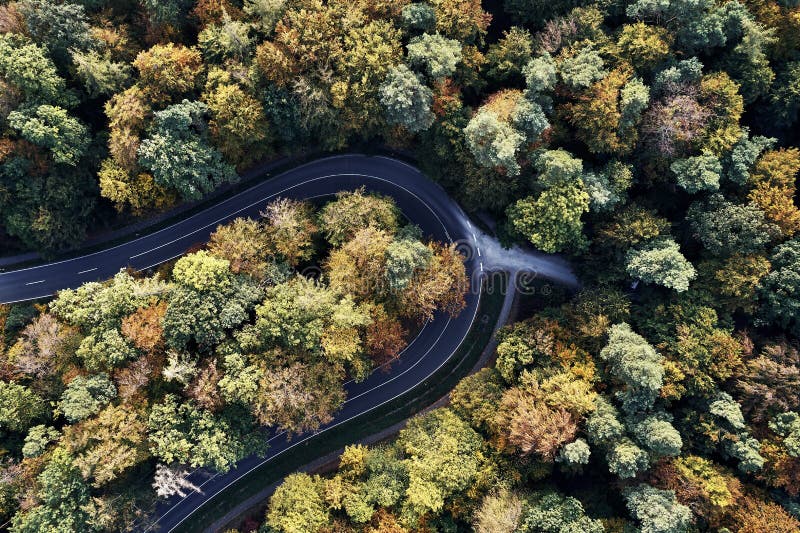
[[175, 274, 508, 533]]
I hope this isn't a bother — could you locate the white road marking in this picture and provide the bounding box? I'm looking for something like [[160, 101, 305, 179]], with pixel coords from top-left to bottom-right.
[[374, 155, 419, 172], [477, 247, 481, 257], [77, 268, 97, 274], [24, 280, 45, 285]]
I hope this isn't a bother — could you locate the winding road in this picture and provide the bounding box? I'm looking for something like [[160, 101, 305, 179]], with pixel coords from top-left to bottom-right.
[[0, 155, 578, 532]]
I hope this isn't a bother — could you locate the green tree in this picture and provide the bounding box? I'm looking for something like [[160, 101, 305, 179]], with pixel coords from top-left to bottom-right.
[[51, 270, 165, 333], [464, 89, 548, 176], [513, 98, 549, 139], [725, 130, 775, 185], [58, 374, 117, 423], [407, 33, 462, 80], [141, 0, 193, 26], [10, 448, 92, 533], [770, 412, 800, 457], [22, 425, 60, 458], [687, 194, 780, 256], [0, 157, 96, 252], [385, 238, 433, 291], [138, 100, 236, 200], [518, 491, 605, 532], [208, 217, 275, 278], [449, 368, 504, 432], [163, 274, 262, 350], [7, 105, 90, 166], [533, 149, 583, 187], [524, 53, 557, 96], [620, 77, 651, 131], [243, 0, 287, 34], [0, 34, 73, 107], [504, 0, 583, 25], [760, 238, 800, 336], [670, 153, 722, 193], [396, 408, 484, 521], [626, 238, 696, 292], [624, 484, 692, 533], [485, 27, 534, 83], [172, 251, 231, 292], [75, 328, 138, 372], [721, 18, 776, 104], [626, 0, 736, 55], [703, 392, 765, 473], [607, 438, 650, 478], [379, 65, 435, 133], [768, 61, 800, 128], [464, 109, 525, 175], [17, 0, 94, 67], [266, 473, 329, 533], [245, 276, 371, 369], [600, 323, 664, 412], [401, 3, 437, 32], [198, 16, 253, 62], [147, 395, 262, 472], [71, 50, 131, 99], [560, 46, 607, 90], [583, 161, 632, 212], [318, 189, 399, 246], [586, 396, 625, 444], [0, 382, 45, 433], [631, 414, 683, 457], [558, 438, 591, 466], [586, 398, 625, 445], [507, 183, 590, 253]]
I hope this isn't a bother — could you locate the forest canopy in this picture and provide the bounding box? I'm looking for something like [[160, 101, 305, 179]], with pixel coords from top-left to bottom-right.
[[0, 0, 800, 530], [0, 191, 467, 531]]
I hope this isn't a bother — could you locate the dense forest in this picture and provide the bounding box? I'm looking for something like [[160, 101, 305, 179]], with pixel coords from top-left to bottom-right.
[[0, 191, 467, 531], [1, 0, 800, 531]]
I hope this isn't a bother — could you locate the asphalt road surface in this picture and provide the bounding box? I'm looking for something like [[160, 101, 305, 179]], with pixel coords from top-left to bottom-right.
[[0, 154, 578, 532]]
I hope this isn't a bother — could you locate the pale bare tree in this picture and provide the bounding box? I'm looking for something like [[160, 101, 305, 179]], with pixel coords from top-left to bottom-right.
[[474, 488, 523, 533], [152, 464, 202, 499], [115, 357, 152, 401], [12, 313, 71, 378]]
